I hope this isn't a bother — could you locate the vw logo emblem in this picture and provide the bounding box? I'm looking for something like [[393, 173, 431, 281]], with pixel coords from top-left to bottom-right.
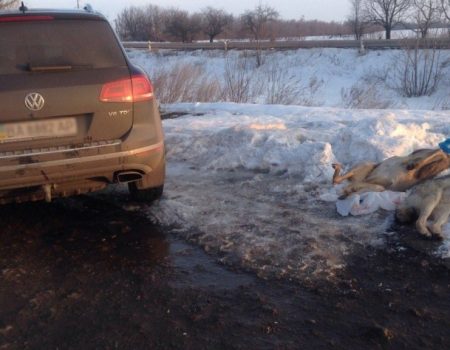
[[25, 92, 45, 111]]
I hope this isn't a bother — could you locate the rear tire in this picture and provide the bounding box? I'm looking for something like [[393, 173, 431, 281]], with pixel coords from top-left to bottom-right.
[[128, 183, 164, 203]]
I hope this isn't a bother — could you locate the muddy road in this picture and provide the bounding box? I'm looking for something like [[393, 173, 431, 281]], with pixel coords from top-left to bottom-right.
[[0, 192, 449, 349]]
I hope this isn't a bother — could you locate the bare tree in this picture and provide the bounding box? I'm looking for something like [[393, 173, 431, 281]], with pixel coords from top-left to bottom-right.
[[115, 6, 149, 41], [0, 0, 18, 9], [143, 5, 166, 42], [164, 9, 201, 43], [411, 0, 440, 38], [348, 0, 368, 39], [241, 4, 279, 41], [364, 0, 412, 39], [441, 0, 450, 21], [201, 7, 233, 43], [115, 5, 167, 41], [241, 4, 278, 66]]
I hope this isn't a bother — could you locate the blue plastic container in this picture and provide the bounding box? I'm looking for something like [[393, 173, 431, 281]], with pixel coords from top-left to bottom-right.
[[439, 138, 450, 154]]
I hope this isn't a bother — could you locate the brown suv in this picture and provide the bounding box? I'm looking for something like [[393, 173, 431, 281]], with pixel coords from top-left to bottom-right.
[[0, 8, 165, 204]]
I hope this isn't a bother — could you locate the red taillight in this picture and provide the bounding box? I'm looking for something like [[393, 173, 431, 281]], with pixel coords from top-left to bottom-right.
[[100, 78, 133, 103], [99, 75, 154, 103], [0, 16, 54, 22], [131, 75, 154, 102]]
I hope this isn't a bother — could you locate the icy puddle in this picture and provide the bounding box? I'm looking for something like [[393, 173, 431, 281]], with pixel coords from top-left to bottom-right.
[[148, 163, 394, 280]]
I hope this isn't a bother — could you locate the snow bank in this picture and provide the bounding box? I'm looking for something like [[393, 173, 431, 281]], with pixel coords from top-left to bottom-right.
[[331, 114, 442, 165], [165, 112, 335, 181], [143, 103, 450, 281], [165, 103, 446, 169]]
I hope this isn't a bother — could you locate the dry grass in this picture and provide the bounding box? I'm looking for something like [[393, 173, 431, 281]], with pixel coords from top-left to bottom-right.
[[222, 56, 256, 103], [259, 63, 323, 106], [150, 54, 325, 106], [151, 62, 222, 103], [341, 80, 394, 109]]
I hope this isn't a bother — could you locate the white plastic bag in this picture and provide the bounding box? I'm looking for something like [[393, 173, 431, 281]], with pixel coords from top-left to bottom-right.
[[336, 191, 407, 216]]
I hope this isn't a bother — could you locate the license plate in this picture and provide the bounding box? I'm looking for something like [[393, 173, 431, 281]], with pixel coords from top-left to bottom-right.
[[0, 117, 77, 143]]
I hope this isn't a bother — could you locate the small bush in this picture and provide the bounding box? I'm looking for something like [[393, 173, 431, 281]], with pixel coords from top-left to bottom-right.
[[393, 41, 442, 98], [341, 81, 393, 109], [261, 61, 311, 105], [151, 62, 221, 103], [222, 55, 256, 103]]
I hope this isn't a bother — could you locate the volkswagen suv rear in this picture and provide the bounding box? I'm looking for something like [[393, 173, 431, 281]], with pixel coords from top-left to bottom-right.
[[0, 8, 165, 204]]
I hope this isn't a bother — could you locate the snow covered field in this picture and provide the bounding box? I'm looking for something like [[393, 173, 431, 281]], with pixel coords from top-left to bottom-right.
[[128, 48, 450, 110], [120, 103, 450, 281]]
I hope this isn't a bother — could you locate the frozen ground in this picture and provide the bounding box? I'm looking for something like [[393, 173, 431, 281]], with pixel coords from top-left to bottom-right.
[[128, 47, 450, 110], [126, 103, 450, 281]]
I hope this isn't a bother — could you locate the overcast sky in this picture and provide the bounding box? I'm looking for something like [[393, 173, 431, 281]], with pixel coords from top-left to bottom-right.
[[24, 0, 350, 22]]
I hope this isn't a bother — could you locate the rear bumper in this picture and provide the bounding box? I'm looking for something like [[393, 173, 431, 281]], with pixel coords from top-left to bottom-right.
[[0, 139, 165, 203], [0, 140, 165, 190]]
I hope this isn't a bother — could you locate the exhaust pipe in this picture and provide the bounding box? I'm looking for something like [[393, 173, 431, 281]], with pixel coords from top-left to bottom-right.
[[116, 171, 143, 183], [43, 184, 52, 202]]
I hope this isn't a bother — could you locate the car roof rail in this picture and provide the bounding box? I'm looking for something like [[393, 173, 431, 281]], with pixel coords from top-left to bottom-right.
[[19, 1, 28, 13], [83, 4, 94, 13]]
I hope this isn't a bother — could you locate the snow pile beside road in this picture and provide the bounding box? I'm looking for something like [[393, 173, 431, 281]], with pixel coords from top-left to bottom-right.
[[331, 114, 441, 166], [164, 103, 444, 172], [146, 103, 450, 280], [165, 112, 335, 182]]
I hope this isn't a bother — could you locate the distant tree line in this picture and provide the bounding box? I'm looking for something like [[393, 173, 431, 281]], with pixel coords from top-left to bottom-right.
[[115, 1, 450, 42], [348, 0, 450, 40], [115, 4, 355, 42], [0, 0, 18, 9]]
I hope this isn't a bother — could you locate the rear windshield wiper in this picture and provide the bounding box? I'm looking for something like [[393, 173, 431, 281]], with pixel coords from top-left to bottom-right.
[[26, 64, 93, 72]]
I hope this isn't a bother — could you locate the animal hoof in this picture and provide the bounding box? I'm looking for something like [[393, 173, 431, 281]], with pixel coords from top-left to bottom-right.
[[416, 221, 433, 238], [432, 234, 444, 241], [419, 231, 433, 238], [429, 225, 443, 236], [417, 226, 432, 238]]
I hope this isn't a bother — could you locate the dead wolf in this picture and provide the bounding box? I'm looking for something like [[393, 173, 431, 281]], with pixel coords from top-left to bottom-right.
[[332, 148, 450, 198], [396, 175, 450, 239]]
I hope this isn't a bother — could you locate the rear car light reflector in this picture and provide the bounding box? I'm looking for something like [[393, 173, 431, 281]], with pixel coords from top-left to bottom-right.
[[100, 75, 154, 103], [131, 75, 154, 102]]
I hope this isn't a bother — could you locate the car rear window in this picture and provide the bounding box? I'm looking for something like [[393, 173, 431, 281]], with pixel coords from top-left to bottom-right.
[[0, 19, 126, 75]]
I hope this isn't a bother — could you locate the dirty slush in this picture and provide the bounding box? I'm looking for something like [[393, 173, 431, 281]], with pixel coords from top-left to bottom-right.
[[0, 192, 448, 349]]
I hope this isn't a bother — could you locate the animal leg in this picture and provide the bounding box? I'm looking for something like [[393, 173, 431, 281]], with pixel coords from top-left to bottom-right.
[[416, 194, 441, 238], [332, 162, 377, 185], [429, 205, 450, 239], [405, 150, 447, 171], [332, 163, 343, 184]]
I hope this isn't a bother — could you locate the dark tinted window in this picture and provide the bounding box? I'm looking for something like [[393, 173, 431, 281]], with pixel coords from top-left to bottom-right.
[[0, 19, 126, 74]]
